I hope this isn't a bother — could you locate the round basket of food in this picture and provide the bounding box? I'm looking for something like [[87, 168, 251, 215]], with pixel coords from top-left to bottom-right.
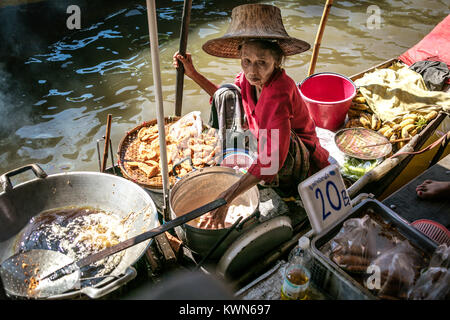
[[117, 112, 221, 192]]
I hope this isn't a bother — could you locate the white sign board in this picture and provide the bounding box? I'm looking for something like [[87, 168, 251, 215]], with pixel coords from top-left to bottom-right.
[[298, 164, 352, 234]]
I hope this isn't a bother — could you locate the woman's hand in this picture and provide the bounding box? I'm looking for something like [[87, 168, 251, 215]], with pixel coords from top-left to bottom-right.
[[173, 51, 196, 78], [198, 189, 233, 229], [172, 51, 218, 96], [197, 172, 261, 229]]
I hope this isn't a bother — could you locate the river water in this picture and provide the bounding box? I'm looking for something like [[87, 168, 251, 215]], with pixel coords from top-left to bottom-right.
[[0, 0, 448, 182]]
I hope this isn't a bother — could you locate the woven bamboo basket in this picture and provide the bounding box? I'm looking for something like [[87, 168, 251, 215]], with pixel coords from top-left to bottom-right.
[[117, 116, 181, 191]]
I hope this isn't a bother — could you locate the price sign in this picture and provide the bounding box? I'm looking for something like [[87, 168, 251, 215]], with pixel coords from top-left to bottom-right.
[[298, 164, 352, 234]]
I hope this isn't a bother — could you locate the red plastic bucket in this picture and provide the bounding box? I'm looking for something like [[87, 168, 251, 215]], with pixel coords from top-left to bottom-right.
[[299, 72, 356, 131]]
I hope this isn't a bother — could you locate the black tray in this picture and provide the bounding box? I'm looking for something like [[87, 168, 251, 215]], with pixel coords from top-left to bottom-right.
[[311, 198, 437, 300]]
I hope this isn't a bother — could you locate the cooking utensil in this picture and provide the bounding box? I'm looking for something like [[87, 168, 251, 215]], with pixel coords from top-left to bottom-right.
[[0, 198, 226, 299], [0, 164, 159, 299], [194, 216, 243, 270], [334, 127, 392, 160]]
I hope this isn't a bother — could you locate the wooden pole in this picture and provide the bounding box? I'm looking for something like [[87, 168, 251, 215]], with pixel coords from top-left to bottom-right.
[[174, 0, 192, 117], [308, 0, 334, 76], [146, 0, 171, 221], [101, 114, 112, 172]]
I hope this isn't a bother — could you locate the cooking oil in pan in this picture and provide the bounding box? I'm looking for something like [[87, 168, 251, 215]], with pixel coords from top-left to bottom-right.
[[16, 206, 126, 287]]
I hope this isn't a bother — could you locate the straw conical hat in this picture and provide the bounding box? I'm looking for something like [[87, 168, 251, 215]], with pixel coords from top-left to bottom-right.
[[202, 4, 310, 59]]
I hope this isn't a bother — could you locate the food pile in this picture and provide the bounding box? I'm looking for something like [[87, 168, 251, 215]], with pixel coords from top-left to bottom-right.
[[18, 207, 130, 287], [323, 210, 443, 300], [345, 91, 438, 151], [124, 112, 220, 181]]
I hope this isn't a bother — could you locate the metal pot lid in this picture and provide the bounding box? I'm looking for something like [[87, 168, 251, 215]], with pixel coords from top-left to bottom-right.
[[216, 216, 292, 279]]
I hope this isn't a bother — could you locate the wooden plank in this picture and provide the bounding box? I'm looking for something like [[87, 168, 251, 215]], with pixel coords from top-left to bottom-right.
[[382, 154, 450, 228], [155, 233, 178, 267], [350, 58, 397, 82]]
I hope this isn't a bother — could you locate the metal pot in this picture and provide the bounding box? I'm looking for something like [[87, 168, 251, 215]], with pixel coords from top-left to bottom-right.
[[169, 166, 259, 261], [0, 164, 159, 299]]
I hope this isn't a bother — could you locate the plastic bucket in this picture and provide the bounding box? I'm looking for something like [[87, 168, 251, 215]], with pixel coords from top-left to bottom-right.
[[299, 72, 356, 131]]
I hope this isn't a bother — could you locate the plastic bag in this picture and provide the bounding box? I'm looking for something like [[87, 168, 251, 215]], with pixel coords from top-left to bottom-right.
[[330, 214, 398, 273], [340, 156, 381, 181], [371, 240, 425, 300], [167, 111, 219, 168], [168, 111, 204, 142], [407, 244, 450, 300]]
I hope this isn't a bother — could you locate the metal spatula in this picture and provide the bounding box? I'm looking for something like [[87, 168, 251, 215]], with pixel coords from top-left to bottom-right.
[[0, 198, 226, 299]]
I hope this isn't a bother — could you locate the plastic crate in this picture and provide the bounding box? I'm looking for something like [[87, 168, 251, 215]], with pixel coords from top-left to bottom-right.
[[310, 199, 437, 300]]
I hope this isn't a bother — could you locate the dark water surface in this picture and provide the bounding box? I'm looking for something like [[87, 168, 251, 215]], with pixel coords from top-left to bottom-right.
[[0, 0, 448, 181]]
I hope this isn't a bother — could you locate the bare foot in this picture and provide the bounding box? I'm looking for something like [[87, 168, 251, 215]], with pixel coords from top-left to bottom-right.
[[416, 180, 450, 200]]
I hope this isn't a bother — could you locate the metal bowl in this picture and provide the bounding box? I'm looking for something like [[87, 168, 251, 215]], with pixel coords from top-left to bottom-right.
[[169, 166, 260, 261]]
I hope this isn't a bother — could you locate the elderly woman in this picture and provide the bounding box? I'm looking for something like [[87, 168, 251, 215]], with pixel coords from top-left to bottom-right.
[[173, 4, 330, 229]]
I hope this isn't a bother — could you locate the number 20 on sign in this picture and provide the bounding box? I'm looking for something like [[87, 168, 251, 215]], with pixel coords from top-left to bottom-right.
[[298, 164, 352, 234]]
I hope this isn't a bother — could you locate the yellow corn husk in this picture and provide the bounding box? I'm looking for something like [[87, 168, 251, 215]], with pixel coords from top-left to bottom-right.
[[399, 118, 415, 128], [424, 111, 438, 121]]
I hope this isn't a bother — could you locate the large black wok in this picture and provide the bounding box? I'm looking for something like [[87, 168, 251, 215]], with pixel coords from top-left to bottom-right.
[[0, 164, 159, 299]]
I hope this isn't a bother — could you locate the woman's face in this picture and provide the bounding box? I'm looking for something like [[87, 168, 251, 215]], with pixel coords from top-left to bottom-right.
[[240, 42, 277, 89]]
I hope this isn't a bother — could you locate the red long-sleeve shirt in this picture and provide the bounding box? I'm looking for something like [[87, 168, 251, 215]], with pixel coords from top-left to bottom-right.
[[234, 69, 330, 183]]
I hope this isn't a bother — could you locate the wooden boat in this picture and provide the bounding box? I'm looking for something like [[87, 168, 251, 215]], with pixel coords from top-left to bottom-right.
[[346, 58, 449, 200]]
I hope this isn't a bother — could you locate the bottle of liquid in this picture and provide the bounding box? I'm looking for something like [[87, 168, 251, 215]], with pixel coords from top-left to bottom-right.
[[280, 236, 312, 300]]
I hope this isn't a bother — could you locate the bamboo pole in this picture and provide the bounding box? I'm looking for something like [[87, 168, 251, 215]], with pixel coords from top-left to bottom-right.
[[308, 0, 334, 76], [174, 0, 192, 117], [146, 0, 171, 221], [101, 114, 112, 173]]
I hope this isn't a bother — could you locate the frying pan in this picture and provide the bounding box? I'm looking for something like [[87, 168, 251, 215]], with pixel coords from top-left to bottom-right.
[[0, 164, 159, 299], [0, 198, 226, 299]]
